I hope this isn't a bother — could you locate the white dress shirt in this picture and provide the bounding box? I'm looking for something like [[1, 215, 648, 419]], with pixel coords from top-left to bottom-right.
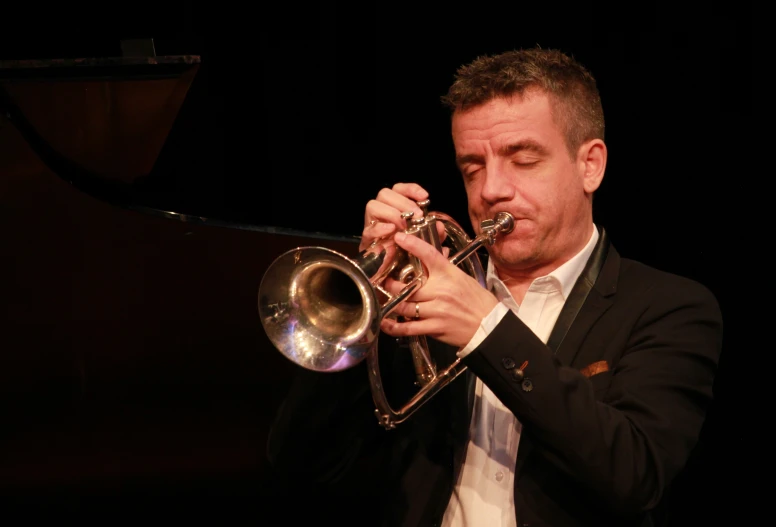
[[440, 225, 600, 527]]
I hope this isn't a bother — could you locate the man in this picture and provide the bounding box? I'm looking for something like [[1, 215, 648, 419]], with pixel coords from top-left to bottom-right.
[[266, 48, 722, 527]]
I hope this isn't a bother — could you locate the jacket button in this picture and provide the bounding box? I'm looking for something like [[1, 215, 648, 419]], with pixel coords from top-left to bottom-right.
[[511, 368, 524, 382], [502, 357, 516, 369], [521, 378, 533, 392]]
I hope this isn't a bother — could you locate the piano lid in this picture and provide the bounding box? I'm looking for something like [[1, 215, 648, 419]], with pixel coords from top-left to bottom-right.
[[0, 51, 200, 184], [0, 50, 358, 243], [0, 54, 201, 80]]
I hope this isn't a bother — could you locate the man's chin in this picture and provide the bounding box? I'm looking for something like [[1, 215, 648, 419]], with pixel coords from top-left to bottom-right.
[[487, 242, 533, 267]]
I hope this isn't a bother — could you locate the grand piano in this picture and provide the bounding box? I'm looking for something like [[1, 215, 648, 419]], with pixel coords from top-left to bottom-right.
[[0, 43, 375, 523]]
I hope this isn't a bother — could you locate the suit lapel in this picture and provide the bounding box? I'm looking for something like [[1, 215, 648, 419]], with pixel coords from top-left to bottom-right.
[[515, 228, 620, 472], [555, 236, 620, 367], [555, 293, 614, 367], [547, 227, 611, 357]]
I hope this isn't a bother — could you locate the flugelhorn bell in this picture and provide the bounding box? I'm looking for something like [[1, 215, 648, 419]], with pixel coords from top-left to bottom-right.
[[258, 199, 514, 429], [258, 245, 382, 372]]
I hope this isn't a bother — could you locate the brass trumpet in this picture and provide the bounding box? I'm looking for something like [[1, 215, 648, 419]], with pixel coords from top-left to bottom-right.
[[258, 199, 514, 429]]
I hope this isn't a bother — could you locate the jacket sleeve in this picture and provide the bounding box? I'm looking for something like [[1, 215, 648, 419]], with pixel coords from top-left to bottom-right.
[[461, 277, 723, 515]]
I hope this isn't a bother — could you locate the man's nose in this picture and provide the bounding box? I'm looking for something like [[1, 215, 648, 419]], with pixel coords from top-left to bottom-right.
[[480, 162, 514, 204]]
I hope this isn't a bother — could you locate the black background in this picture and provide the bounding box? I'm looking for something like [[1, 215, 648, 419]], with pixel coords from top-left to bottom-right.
[[1, 2, 751, 524]]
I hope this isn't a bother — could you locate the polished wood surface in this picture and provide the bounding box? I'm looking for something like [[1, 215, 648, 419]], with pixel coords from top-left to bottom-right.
[[1, 65, 198, 183]]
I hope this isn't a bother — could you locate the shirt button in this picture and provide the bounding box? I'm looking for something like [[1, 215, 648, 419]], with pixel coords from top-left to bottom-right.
[[495, 471, 504, 482]]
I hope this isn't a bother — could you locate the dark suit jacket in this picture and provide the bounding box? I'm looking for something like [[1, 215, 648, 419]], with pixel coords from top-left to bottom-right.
[[265, 229, 723, 527]]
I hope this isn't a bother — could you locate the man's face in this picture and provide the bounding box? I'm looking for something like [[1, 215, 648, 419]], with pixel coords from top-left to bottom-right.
[[451, 91, 602, 277]]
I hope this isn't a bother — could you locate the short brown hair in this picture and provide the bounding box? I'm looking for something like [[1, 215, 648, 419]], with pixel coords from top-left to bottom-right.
[[441, 48, 605, 157]]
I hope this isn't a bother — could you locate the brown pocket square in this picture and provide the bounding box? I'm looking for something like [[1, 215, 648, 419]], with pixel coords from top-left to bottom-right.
[[580, 360, 609, 378]]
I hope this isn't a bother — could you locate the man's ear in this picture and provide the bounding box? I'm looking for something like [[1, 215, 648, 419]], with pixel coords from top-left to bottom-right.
[[578, 139, 607, 193]]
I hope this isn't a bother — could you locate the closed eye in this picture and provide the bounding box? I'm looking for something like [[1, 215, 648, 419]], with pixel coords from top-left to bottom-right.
[[458, 159, 484, 180], [512, 156, 540, 166]]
